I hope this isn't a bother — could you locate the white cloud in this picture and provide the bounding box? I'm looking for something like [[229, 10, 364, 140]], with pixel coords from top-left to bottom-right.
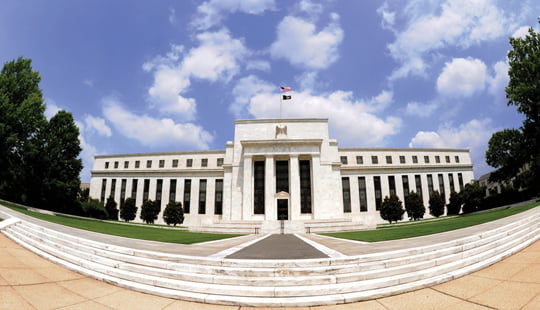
[[299, 0, 323, 16], [168, 7, 177, 24], [102, 96, 213, 150], [376, 2, 396, 30], [385, 0, 512, 80], [406, 101, 438, 118], [270, 15, 344, 70], [192, 0, 275, 30], [248, 90, 401, 146], [436, 57, 487, 97], [246, 60, 271, 72], [230, 75, 274, 118], [84, 115, 112, 137], [78, 133, 97, 182], [44, 99, 62, 120], [487, 60, 509, 99]]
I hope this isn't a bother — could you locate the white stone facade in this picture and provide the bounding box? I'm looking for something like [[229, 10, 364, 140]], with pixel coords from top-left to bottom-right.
[[90, 118, 474, 232]]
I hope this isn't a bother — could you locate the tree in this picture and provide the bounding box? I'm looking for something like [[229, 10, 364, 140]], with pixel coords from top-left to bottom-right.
[[460, 182, 485, 214], [428, 191, 445, 218], [446, 191, 462, 215], [120, 197, 137, 222], [405, 191, 425, 220], [105, 196, 119, 220], [163, 201, 184, 226], [40, 110, 82, 213], [379, 194, 404, 223], [140, 200, 161, 224], [0, 57, 47, 203], [485, 129, 525, 182], [81, 198, 108, 219]]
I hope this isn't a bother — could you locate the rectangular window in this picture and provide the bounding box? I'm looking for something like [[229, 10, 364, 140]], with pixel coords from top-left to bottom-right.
[[253, 161, 265, 214], [110, 179, 117, 199], [187, 159, 193, 167], [159, 160, 165, 168], [183, 179, 191, 213], [342, 177, 351, 213], [358, 177, 368, 212], [449, 173, 455, 193], [172, 159, 178, 168], [201, 158, 208, 167], [374, 176, 382, 211], [100, 179, 107, 202], [143, 179, 150, 202], [371, 156, 378, 164], [427, 174, 434, 196], [198, 179, 207, 214], [217, 158, 224, 167], [400, 156, 406, 164], [438, 174, 445, 200], [386, 156, 392, 164], [131, 179, 138, 199], [300, 160, 312, 214], [356, 156, 363, 164], [105, 162, 109, 169], [435, 156, 441, 163], [388, 176, 396, 196], [458, 173, 464, 191], [169, 179, 177, 202], [156, 179, 163, 203], [445, 156, 451, 163], [146, 160, 152, 168], [124, 161, 129, 169], [215, 179, 223, 215], [114, 161, 119, 169], [455, 156, 460, 163], [120, 179, 127, 203], [424, 156, 430, 164], [415, 175, 423, 199], [402, 175, 410, 199], [135, 160, 140, 168], [412, 156, 418, 164], [276, 160, 289, 193], [340, 156, 348, 164]]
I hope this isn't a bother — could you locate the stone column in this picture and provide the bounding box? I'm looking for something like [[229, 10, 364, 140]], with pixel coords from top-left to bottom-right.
[[265, 156, 276, 220], [242, 155, 253, 220], [290, 155, 301, 220]]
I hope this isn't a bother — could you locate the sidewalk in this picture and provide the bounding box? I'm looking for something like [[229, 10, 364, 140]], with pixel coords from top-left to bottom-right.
[[1, 232, 539, 309]]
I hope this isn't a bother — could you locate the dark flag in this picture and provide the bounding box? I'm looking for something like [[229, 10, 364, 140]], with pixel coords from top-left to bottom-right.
[[282, 95, 291, 100]]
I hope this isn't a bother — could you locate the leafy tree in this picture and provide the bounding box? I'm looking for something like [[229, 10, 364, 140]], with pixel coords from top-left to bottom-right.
[[405, 191, 425, 220], [380, 194, 404, 223], [460, 182, 485, 214], [163, 201, 184, 226], [428, 191, 445, 218], [120, 197, 137, 222], [140, 200, 161, 224], [485, 129, 525, 182], [446, 191, 462, 215], [81, 198, 108, 219], [105, 196, 119, 220], [0, 57, 47, 203]]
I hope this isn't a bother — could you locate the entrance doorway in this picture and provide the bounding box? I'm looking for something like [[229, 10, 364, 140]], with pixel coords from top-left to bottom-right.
[[277, 199, 288, 220]]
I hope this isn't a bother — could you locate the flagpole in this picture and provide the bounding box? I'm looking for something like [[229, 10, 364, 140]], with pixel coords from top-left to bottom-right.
[[280, 92, 283, 119]]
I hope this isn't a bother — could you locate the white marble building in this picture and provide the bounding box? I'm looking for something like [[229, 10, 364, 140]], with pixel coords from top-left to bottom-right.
[[90, 118, 474, 233]]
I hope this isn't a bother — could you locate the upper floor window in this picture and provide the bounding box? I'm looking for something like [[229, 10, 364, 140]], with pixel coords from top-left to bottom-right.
[[217, 158, 224, 167], [371, 156, 378, 164], [386, 156, 392, 164], [412, 156, 418, 164], [135, 160, 140, 168], [455, 156, 460, 163], [424, 156, 430, 164], [159, 160, 165, 168], [114, 161, 119, 169], [187, 159, 193, 167], [201, 158, 208, 167], [445, 156, 450, 163], [146, 160, 152, 168], [400, 156, 406, 164], [340, 156, 348, 165], [356, 156, 363, 164], [124, 161, 129, 169], [435, 156, 441, 163], [105, 162, 109, 169], [172, 159, 179, 168]]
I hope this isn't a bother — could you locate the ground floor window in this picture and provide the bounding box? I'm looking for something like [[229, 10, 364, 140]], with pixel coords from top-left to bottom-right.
[[374, 176, 382, 211], [215, 179, 223, 215], [254, 161, 265, 214], [198, 179, 207, 214], [342, 177, 351, 213], [358, 176, 367, 212], [183, 179, 191, 213], [300, 160, 312, 214]]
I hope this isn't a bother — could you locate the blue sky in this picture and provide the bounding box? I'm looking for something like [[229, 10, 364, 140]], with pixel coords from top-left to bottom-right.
[[1, 0, 538, 182]]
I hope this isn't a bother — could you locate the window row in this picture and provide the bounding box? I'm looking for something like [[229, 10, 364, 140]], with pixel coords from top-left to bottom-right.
[[104, 158, 224, 169], [341, 173, 465, 213], [340, 154, 461, 165], [100, 178, 224, 215]]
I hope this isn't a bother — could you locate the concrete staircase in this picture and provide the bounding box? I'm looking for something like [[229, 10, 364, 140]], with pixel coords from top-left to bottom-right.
[[1, 210, 539, 307]]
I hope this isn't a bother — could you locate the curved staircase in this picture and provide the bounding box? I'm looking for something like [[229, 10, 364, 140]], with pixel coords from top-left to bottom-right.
[[1, 208, 539, 307]]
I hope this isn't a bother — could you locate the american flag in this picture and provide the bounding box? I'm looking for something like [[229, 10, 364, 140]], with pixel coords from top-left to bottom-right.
[[280, 86, 292, 92]]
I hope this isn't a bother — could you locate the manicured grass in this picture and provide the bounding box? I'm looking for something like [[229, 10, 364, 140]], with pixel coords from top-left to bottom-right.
[[0, 201, 241, 244], [325, 202, 540, 242]]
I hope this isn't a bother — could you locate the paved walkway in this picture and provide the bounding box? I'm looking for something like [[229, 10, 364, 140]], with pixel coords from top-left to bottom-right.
[[226, 234, 328, 259], [1, 233, 539, 309]]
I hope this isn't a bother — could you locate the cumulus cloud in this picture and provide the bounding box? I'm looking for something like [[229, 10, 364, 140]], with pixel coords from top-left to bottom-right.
[[436, 57, 487, 97], [487, 60, 509, 99], [246, 60, 271, 71], [44, 98, 62, 120], [270, 14, 344, 70], [102, 96, 213, 149], [230, 75, 275, 118], [144, 29, 248, 120], [84, 115, 112, 137], [192, 0, 275, 30], [405, 101, 438, 118], [384, 0, 512, 80]]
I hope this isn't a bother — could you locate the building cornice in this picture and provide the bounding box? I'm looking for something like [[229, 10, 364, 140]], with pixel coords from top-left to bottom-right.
[[235, 118, 328, 124], [95, 150, 226, 159], [338, 147, 470, 153], [240, 138, 323, 146], [339, 164, 474, 174]]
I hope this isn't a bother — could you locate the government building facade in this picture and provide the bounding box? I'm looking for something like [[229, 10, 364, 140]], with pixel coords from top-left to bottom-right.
[[89, 118, 474, 233]]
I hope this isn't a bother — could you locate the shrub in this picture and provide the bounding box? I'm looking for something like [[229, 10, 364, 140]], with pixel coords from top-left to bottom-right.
[[461, 182, 485, 214], [446, 191, 462, 215], [429, 191, 445, 217], [81, 198, 108, 219], [105, 196, 119, 220], [120, 197, 137, 222], [380, 194, 404, 223], [140, 200, 161, 224], [405, 191, 425, 220], [163, 201, 184, 226]]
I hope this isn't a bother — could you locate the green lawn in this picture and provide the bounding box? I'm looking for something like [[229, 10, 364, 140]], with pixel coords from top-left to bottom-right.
[[0, 201, 241, 244], [325, 202, 540, 242]]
